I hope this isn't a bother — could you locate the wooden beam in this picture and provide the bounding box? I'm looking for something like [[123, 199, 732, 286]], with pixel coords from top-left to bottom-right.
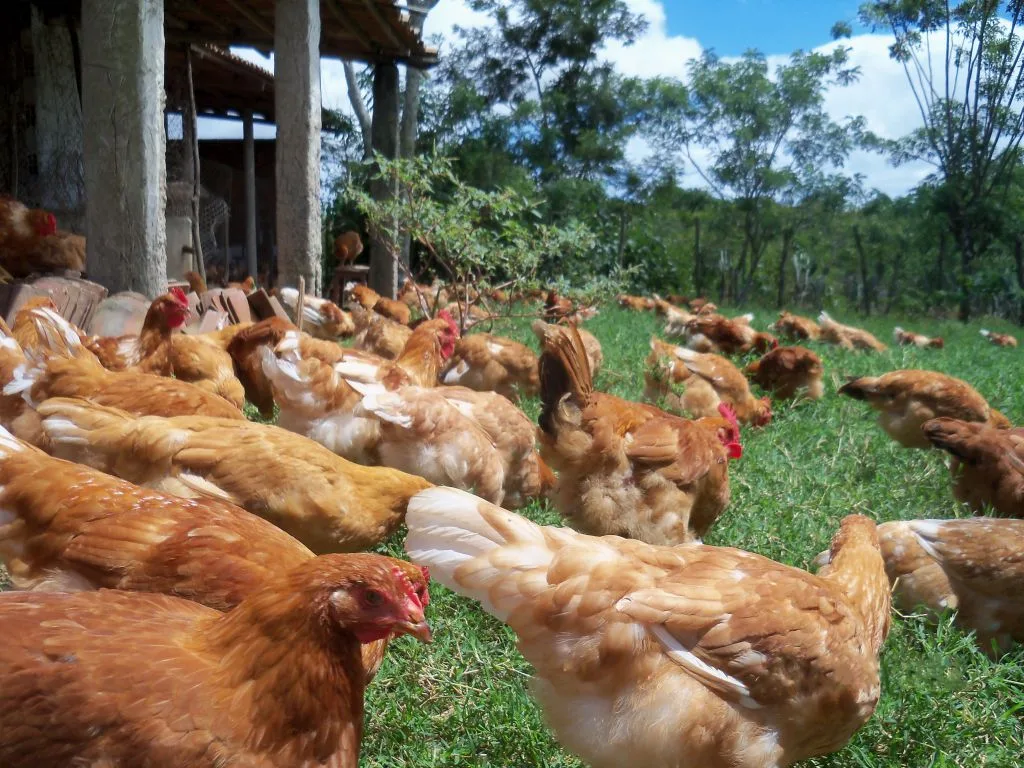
[[243, 109, 258, 281], [359, 0, 406, 52], [324, 0, 376, 50], [219, 0, 275, 39], [173, 1, 234, 35], [185, 45, 207, 285]]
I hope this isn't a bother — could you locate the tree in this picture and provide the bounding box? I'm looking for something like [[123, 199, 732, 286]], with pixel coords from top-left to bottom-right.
[[848, 1, 1024, 320], [649, 48, 866, 303]]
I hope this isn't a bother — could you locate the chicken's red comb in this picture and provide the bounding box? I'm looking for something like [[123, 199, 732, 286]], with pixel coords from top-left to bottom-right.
[[717, 402, 739, 427], [392, 564, 425, 609], [170, 286, 189, 305], [418, 566, 431, 607], [437, 309, 459, 336]]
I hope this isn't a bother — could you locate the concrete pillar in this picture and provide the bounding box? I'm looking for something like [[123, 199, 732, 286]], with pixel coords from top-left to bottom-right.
[[368, 61, 400, 299], [243, 109, 258, 281], [30, 6, 85, 221], [81, 0, 167, 296], [274, 0, 322, 295]]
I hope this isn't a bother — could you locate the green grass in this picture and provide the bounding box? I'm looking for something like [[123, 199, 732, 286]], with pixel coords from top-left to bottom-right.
[[362, 305, 1024, 767]]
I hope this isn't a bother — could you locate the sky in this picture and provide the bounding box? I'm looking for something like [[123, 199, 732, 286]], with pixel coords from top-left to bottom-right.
[[205, 0, 935, 198]]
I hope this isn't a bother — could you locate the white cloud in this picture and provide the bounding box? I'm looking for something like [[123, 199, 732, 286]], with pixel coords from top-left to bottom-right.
[[602, 0, 702, 80]]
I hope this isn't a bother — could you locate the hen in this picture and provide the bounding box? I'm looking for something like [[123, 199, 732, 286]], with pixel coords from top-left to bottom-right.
[[873, 518, 1024, 656], [0, 196, 86, 277], [666, 345, 773, 426], [922, 417, 1024, 517], [684, 313, 777, 355], [334, 230, 364, 266], [0, 553, 430, 768], [619, 294, 656, 311], [10, 296, 87, 354], [644, 338, 722, 418], [893, 326, 944, 349], [170, 331, 246, 409], [407, 487, 890, 768], [39, 397, 434, 552], [817, 312, 887, 352], [86, 288, 191, 374], [353, 304, 413, 359], [441, 332, 540, 401], [745, 345, 824, 400], [655, 298, 696, 338], [4, 307, 244, 421], [980, 328, 1018, 347], [770, 311, 821, 341], [279, 286, 356, 339], [535, 322, 740, 545], [838, 370, 1009, 448], [225, 316, 298, 417]]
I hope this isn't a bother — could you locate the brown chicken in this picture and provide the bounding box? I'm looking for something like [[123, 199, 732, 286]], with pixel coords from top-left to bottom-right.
[[353, 305, 413, 359], [170, 332, 246, 409], [644, 338, 721, 418], [184, 269, 207, 294], [444, 300, 494, 330], [373, 296, 412, 325], [39, 397, 433, 552], [745, 346, 824, 400], [619, 294, 655, 311], [818, 312, 887, 352], [3, 307, 244, 421], [442, 333, 540, 401], [667, 345, 773, 427], [407, 488, 890, 768], [10, 296, 86, 354], [0, 196, 86, 277], [278, 287, 355, 340], [838, 370, 1009, 448], [0, 553, 430, 768], [771, 310, 821, 341], [0, 328, 43, 447], [893, 326, 944, 349], [874, 518, 1024, 656], [349, 282, 382, 311], [655, 298, 696, 339], [980, 328, 1018, 347], [544, 289, 575, 321], [685, 313, 778, 355], [334, 230, 364, 266], [534, 322, 741, 545], [922, 418, 1024, 517], [223, 316, 298, 416], [86, 288, 191, 374], [575, 325, 604, 375]]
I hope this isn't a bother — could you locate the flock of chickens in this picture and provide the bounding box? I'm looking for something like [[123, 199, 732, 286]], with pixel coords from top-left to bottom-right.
[[0, 277, 1017, 767]]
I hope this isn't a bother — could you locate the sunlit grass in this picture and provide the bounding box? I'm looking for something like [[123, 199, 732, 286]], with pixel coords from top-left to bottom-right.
[[363, 305, 1024, 767]]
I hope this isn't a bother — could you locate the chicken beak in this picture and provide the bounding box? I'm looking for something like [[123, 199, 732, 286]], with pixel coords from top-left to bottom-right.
[[395, 618, 433, 643]]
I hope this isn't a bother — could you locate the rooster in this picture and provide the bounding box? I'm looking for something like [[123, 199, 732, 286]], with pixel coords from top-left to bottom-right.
[[534, 321, 741, 545], [0, 553, 430, 767], [407, 488, 890, 768], [86, 288, 191, 374], [838, 370, 1009, 448]]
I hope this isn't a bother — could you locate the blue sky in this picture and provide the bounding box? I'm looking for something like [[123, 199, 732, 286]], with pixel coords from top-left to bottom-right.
[[661, 1, 865, 57]]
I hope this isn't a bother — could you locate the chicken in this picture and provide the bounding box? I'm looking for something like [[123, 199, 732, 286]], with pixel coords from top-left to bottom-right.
[[817, 311, 887, 352], [980, 328, 1018, 347], [655, 298, 696, 338], [441, 333, 540, 401], [874, 518, 1024, 656], [745, 346, 824, 400], [39, 397, 434, 552], [334, 230, 364, 266], [544, 289, 575, 321], [434, 385, 554, 508], [838, 370, 1009, 448], [353, 304, 413, 359], [85, 288, 191, 374], [689, 297, 716, 313], [222, 316, 298, 417], [893, 326, 944, 349], [575, 324, 604, 375], [407, 488, 891, 768], [683, 313, 777, 355], [228, 275, 257, 294], [770, 310, 821, 341], [170, 333, 246, 409], [0, 328, 43, 447], [349, 282, 382, 310], [444, 300, 494, 330], [922, 417, 1024, 517], [619, 294, 656, 311], [0, 196, 86, 277], [10, 296, 85, 354], [184, 269, 207, 294], [661, 345, 773, 426], [373, 296, 412, 325], [534, 321, 741, 545], [0, 553, 430, 768], [279, 286, 356, 339], [644, 338, 722, 418], [4, 306, 244, 421]]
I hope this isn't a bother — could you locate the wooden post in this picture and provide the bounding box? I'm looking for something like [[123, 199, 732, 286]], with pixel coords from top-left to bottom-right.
[[296, 275, 305, 333], [185, 45, 206, 284], [368, 62, 400, 299], [243, 109, 258, 281]]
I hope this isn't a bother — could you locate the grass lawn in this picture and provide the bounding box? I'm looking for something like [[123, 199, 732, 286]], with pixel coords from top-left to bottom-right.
[[363, 305, 1024, 767]]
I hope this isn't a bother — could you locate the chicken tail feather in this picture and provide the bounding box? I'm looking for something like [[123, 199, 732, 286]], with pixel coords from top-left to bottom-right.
[[533, 320, 592, 435], [836, 376, 875, 401]]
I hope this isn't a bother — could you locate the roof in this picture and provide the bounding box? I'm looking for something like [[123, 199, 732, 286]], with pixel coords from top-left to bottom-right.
[[165, 0, 438, 68], [166, 45, 277, 124]]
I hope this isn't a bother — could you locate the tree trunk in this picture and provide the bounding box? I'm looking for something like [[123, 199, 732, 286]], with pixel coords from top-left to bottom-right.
[[1014, 235, 1024, 326], [935, 230, 947, 293], [957, 227, 973, 322], [693, 218, 703, 296], [398, 65, 424, 272], [368, 62, 401, 299], [344, 60, 373, 159], [776, 228, 792, 309], [853, 225, 870, 315]]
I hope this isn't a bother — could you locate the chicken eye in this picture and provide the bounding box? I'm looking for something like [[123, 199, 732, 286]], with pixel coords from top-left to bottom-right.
[[362, 589, 384, 607]]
